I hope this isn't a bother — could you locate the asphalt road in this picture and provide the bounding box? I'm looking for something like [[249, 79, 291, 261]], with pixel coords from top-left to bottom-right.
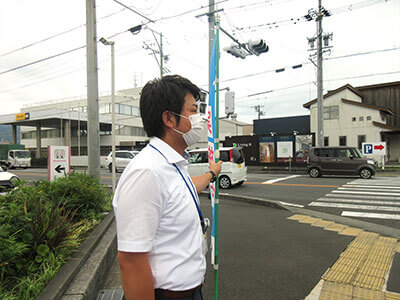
[[10, 168, 400, 229]]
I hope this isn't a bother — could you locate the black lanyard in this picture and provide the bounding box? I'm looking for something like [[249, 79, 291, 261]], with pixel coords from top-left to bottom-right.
[[149, 144, 206, 231]]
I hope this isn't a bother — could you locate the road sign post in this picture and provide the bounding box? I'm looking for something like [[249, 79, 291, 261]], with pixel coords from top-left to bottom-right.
[[48, 146, 71, 181], [362, 142, 386, 170]]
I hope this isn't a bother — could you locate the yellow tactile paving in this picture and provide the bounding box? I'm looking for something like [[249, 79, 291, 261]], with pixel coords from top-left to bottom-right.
[[378, 236, 398, 245], [288, 214, 400, 299], [339, 227, 364, 237], [298, 216, 320, 224], [352, 286, 384, 300], [319, 281, 353, 300], [323, 223, 349, 233], [385, 292, 400, 300], [287, 214, 306, 221], [311, 219, 336, 228], [353, 272, 386, 290]]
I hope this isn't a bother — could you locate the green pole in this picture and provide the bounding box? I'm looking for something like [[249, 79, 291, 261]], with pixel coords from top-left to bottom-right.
[[214, 16, 220, 300]]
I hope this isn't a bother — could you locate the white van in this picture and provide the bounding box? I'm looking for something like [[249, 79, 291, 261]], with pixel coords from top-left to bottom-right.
[[187, 147, 247, 189]]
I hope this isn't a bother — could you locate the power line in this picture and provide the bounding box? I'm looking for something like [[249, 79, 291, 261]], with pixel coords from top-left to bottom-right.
[[111, 0, 155, 23], [220, 47, 400, 84], [0, 8, 127, 58], [232, 0, 388, 34], [0, 45, 86, 76], [235, 70, 400, 104]]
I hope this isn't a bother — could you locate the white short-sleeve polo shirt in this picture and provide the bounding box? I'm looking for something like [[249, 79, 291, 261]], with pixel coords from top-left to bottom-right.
[[112, 137, 206, 290]]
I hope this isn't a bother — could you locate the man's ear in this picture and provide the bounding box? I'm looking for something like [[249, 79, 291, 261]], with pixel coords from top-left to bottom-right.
[[162, 111, 176, 129]]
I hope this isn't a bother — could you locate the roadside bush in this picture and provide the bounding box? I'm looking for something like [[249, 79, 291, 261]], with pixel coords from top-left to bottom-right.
[[0, 173, 112, 299]]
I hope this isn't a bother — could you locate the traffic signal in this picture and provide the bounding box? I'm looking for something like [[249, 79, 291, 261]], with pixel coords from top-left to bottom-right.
[[198, 91, 207, 114], [247, 39, 269, 56], [225, 91, 235, 115], [223, 44, 247, 59]]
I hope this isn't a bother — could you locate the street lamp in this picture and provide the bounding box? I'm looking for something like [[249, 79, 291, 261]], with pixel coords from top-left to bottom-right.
[[129, 25, 167, 78], [100, 37, 116, 193]]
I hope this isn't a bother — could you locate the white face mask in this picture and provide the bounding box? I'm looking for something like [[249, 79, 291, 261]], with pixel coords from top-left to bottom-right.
[[172, 113, 204, 147]]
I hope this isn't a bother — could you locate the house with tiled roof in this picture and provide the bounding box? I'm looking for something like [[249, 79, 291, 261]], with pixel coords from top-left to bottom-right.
[[303, 81, 400, 163]]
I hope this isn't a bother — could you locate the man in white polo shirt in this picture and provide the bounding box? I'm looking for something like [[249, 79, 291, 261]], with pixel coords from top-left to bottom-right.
[[113, 75, 222, 300]]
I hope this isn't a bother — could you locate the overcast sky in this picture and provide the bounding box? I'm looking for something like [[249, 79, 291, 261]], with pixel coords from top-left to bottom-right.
[[0, 0, 399, 123]]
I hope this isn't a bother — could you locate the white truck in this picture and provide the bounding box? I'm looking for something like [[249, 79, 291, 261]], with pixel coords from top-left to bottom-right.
[[0, 145, 31, 169]]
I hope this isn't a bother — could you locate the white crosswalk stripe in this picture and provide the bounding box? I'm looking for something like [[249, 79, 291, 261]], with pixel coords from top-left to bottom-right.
[[307, 177, 400, 221]]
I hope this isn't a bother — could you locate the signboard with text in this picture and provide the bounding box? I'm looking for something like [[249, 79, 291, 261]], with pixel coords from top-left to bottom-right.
[[48, 146, 70, 181], [362, 142, 386, 156], [15, 112, 30, 121]]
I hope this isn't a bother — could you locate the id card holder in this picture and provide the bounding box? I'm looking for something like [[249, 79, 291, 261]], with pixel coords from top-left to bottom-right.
[[202, 232, 208, 255]]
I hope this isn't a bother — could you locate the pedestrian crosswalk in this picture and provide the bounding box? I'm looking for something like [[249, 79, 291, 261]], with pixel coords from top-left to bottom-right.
[[308, 177, 400, 221]]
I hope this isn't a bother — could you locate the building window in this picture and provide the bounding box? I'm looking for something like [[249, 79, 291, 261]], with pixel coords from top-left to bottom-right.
[[324, 136, 329, 146], [358, 135, 366, 150], [367, 116, 371, 121], [339, 136, 347, 146], [352, 117, 356, 122], [359, 116, 364, 121], [323, 105, 339, 120]]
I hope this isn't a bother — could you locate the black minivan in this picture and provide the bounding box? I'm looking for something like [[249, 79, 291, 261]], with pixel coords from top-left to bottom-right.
[[307, 146, 376, 179]]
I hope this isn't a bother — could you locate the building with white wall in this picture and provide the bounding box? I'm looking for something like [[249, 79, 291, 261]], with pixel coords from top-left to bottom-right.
[[303, 82, 400, 163], [0, 87, 252, 165]]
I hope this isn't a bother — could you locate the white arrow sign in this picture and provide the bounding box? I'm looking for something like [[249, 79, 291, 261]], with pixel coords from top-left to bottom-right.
[[48, 146, 70, 181]]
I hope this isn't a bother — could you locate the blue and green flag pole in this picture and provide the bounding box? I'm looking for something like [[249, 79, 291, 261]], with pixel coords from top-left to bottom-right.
[[207, 17, 220, 300]]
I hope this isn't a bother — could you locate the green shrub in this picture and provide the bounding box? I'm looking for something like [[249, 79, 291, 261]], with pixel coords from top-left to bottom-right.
[[0, 172, 111, 299]]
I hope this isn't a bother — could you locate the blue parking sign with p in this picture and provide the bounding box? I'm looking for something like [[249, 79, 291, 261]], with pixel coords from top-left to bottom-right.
[[364, 144, 373, 154]]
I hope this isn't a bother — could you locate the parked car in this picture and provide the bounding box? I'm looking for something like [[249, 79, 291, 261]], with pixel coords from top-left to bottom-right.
[[307, 146, 376, 179], [0, 166, 20, 192], [188, 147, 247, 189], [105, 150, 135, 173]]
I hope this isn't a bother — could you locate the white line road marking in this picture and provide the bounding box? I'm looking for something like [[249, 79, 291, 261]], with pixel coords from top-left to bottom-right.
[[341, 211, 400, 220], [309, 202, 400, 212], [343, 185, 400, 190], [332, 190, 400, 196], [318, 197, 400, 206], [325, 193, 400, 200], [262, 175, 301, 184], [338, 187, 400, 192], [347, 180, 400, 186], [279, 201, 304, 208]]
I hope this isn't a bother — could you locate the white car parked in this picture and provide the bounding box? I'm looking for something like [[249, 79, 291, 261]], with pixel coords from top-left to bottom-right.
[[0, 166, 20, 192], [187, 147, 247, 189], [105, 150, 136, 173]]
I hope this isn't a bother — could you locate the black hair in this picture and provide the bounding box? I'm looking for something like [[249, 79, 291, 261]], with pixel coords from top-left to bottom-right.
[[140, 75, 200, 138]]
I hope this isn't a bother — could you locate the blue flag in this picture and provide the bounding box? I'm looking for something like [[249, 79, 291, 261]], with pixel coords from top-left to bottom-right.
[[207, 35, 217, 265]]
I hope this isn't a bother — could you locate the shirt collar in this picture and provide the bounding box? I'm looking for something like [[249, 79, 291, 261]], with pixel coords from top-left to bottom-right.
[[149, 137, 189, 165]]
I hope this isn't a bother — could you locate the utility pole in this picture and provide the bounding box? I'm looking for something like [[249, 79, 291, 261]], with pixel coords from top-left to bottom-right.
[[252, 104, 264, 120], [316, 0, 324, 147], [306, 1, 332, 147], [86, 0, 100, 179]]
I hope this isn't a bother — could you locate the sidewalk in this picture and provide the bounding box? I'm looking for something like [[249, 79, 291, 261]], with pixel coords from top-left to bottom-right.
[[94, 195, 400, 300]]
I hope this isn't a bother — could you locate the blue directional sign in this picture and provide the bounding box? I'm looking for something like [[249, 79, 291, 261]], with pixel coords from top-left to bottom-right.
[[363, 144, 373, 154]]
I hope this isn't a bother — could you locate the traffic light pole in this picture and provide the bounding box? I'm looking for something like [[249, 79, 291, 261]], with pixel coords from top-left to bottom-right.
[[218, 26, 252, 55]]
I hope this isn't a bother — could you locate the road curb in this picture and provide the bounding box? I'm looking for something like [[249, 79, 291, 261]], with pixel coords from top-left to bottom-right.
[[37, 211, 115, 300], [202, 192, 400, 240]]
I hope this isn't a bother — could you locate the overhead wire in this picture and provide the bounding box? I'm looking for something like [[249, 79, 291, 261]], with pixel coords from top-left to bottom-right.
[[0, 7, 127, 58]]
